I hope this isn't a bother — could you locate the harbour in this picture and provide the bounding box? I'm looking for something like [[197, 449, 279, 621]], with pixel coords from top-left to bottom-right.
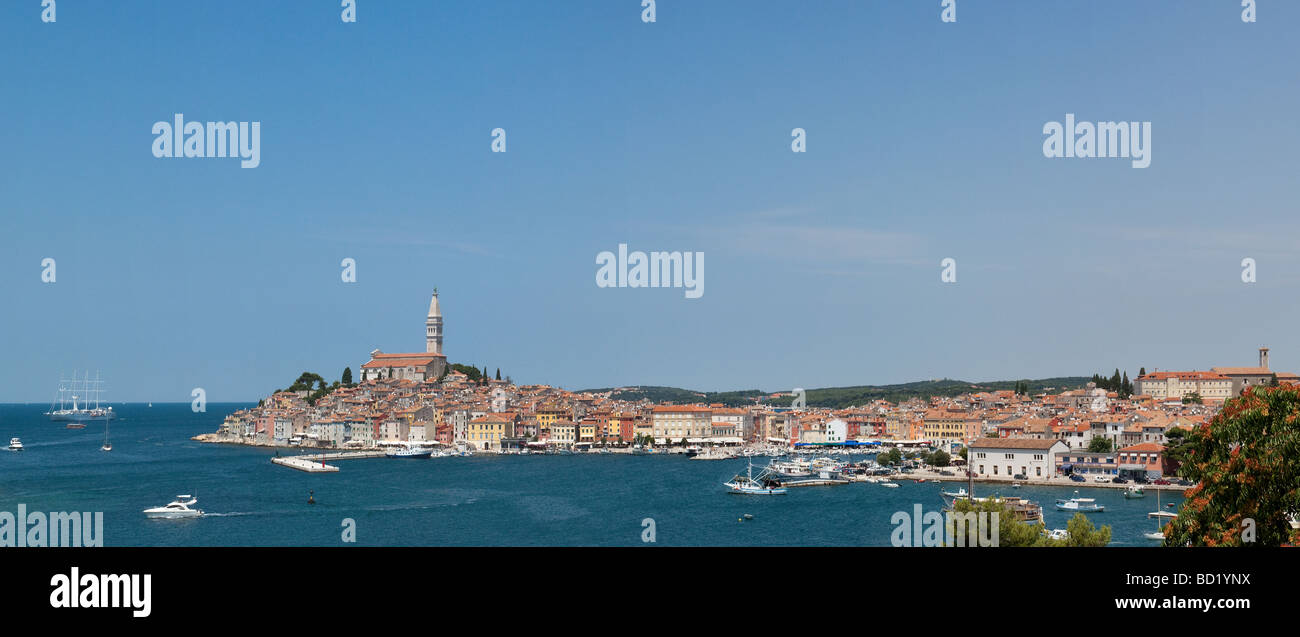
[[0, 403, 1184, 546]]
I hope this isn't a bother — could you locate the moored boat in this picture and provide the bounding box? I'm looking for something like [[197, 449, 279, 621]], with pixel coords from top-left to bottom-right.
[[386, 445, 434, 458], [725, 460, 788, 495], [1055, 493, 1104, 513]]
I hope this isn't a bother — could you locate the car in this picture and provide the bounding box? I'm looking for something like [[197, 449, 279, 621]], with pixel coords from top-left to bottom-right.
[[1133, 476, 1149, 484], [1153, 478, 1171, 485], [1093, 475, 1111, 483], [939, 470, 955, 476], [1111, 476, 1129, 484], [1013, 474, 1028, 481], [1069, 474, 1086, 483], [1174, 478, 1194, 486]]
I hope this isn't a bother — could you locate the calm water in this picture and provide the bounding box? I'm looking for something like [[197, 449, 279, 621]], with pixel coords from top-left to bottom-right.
[[0, 404, 1180, 546]]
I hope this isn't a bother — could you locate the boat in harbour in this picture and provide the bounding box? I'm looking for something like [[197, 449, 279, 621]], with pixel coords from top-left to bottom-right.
[[45, 371, 116, 423], [1055, 493, 1104, 513], [725, 460, 788, 495], [7, 438, 22, 451], [1123, 485, 1145, 498], [1145, 488, 1171, 540], [386, 445, 434, 458], [143, 495, 203, 519]]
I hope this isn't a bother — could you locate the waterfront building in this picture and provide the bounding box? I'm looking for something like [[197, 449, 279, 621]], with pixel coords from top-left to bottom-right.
[[1055, 450, 1119, 477], [550, 420, 576, 447], [467, 412, 515, 451], [968, 438, 1068, 479], [651, 405, 712, 443], [1117, 442, 1165, 480]]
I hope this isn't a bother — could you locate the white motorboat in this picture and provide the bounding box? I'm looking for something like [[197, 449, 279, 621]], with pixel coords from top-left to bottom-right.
[[7, 438, 22, 451], [1055, 493, 1104, 512], [143, 495, 203, 519], [1047, 528, 1069, 541], [881, 482, 900, 488]]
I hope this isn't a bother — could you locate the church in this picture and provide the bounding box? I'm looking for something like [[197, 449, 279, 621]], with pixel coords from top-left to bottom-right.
[[359, 290, 448, 382]]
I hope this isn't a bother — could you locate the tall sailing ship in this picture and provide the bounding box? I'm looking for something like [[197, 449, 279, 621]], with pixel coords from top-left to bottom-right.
[[45, 370, 116, 423]]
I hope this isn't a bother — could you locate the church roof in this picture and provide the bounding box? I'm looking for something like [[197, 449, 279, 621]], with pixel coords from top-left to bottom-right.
[[362, 353, 445, 368]]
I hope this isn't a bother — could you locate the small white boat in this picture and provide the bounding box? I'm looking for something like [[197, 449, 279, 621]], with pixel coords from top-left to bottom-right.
[[941, 488, 969, 499], [1011, 482, 1021, 488], [7, 438, 23, 451], [1055, 493, 1104, 512], [1123, 485, 1145, 498], [143, 495, 203, 519], [881, 482, 900, 488], [1047, 528, 1069, 541]]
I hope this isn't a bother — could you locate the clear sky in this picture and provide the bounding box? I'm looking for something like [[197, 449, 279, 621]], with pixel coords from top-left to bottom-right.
[[2, 1, 1298, 402]]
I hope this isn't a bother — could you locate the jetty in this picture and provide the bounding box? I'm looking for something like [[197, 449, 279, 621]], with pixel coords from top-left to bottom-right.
[[782, 477, 851, 488], [271, 450, 385, 473], [272, 456, 339, 472]]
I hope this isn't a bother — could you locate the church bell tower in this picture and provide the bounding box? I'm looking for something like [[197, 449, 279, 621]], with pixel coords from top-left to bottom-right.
[[426, 289, 443, 355]]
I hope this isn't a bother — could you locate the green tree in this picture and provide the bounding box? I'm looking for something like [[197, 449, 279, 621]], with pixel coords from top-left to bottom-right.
[[341, 367, 353, 386], [1164, 385, 1300, 546], [929, 450, 951, 467], [1063, 512, 1112, 546], [1182, 392, 1203, 405], [496, 368, 502, 381], [1087, 436, 1114, 453]]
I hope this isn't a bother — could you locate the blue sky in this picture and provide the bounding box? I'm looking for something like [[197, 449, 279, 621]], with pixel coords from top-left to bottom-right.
[[2, 1, 1298, 402]]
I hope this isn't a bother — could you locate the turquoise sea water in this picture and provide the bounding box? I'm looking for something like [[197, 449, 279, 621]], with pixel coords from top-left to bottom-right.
[[0, 403, 1181, 546]]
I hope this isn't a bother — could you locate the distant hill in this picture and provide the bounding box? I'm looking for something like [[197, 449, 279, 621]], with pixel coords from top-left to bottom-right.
[[579, 377, 1092, 409]]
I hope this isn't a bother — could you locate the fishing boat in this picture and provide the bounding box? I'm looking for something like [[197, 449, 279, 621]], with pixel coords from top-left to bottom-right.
[[143, 495, 203, 519], [1055, 492, 1104, 513], [1123, 485, 1145, 498], [45, 371, 116, 423], [941, 488, 970, 499], [7, 438, 22, 451], [725, 460, 788, 495]]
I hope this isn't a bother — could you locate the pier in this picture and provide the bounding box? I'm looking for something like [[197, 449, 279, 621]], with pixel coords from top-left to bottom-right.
[[271, 450, 385, 473]]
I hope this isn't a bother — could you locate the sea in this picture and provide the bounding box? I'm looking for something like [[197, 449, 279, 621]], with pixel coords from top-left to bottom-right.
[[0, 403, 1181, 547]]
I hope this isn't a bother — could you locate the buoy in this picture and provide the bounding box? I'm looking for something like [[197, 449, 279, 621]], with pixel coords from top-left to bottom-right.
[[308, 490, 315, 505]]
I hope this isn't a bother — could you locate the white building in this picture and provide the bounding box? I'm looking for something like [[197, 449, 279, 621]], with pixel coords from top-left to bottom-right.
[[967, 438, 1069, 480], [824, 418, 847, 444]]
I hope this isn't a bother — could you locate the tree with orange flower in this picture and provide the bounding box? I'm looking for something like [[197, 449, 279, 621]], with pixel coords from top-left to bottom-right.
[[1163, 385, 1300, 546]]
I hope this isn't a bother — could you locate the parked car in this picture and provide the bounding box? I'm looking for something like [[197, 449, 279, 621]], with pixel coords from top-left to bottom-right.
[[1013, 473, 1028, 481], [1153, 478, 1171, 485], [1069, 474, 1086, 482], [1133, 476, 1149, 484], [1111, 476, 1129, 484], [1093, 475, 1111, 483], [1174, 478, 1194, 486]]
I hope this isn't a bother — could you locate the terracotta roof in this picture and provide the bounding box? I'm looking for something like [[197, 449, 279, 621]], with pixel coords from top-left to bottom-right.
[[969, 438, 1066, 450]]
